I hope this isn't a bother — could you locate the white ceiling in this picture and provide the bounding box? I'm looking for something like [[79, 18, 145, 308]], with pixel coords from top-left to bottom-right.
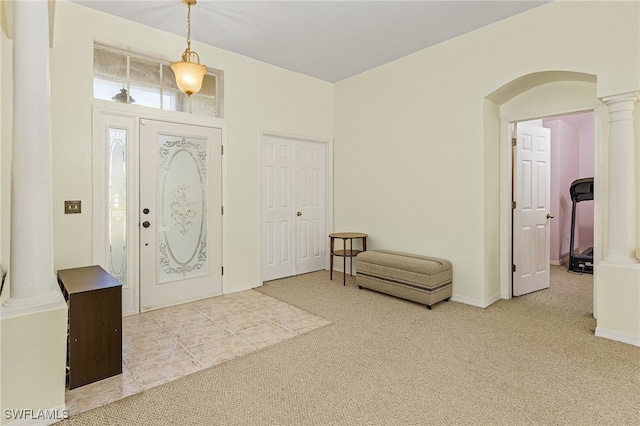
[[72, 0, 549, 83]]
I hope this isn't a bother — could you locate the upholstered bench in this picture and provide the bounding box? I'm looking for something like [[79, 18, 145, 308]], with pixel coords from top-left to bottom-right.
[[356, 250, 452, 309]]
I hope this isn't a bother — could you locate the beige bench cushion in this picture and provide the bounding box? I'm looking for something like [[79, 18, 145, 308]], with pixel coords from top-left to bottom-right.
[[356, 250, 452, 307]]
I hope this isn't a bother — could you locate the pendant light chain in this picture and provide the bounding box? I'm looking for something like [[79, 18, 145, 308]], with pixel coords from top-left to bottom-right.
[[172, 0, 206, 96], [186, 2, 192, 54]]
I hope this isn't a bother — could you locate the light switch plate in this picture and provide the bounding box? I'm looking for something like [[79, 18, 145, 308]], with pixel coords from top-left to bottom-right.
[[65, 200, 81, 214]]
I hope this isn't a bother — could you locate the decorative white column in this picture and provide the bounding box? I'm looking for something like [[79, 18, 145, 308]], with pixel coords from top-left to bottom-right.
[[3, 0, 58, 307], [602, 93, 639, 264], [1, 1, 68, 419]]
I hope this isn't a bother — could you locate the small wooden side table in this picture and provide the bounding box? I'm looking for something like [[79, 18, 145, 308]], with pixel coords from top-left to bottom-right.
[[57, 265, 122, 389], [329, 232, 368, 286]]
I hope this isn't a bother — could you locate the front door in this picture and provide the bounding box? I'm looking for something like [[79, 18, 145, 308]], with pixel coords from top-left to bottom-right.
[[262, 136, 327, 281], [139, 119, 222, 311], [513, 123, 552, 296]]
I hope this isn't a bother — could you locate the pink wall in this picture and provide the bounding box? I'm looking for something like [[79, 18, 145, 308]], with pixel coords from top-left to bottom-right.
[[541, 111, 594, 262]]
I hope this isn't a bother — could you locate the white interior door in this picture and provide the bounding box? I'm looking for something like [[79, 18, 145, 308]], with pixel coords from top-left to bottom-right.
[[139, 119, 222, 311], [295, 141, 326, 274], [263, 137, 296, 280], [513, 123, 552, 296], [262, 136, 326, 281]]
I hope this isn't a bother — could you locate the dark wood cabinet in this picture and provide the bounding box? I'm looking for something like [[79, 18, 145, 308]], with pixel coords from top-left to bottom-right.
[[57, 265, 122, 389]]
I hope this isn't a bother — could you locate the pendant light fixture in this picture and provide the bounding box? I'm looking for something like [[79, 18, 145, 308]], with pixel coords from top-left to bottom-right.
[[171, 0, 207, 96]]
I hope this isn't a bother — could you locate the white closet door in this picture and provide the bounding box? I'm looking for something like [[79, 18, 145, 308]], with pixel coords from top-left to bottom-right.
[[295, 141, 326, 275]]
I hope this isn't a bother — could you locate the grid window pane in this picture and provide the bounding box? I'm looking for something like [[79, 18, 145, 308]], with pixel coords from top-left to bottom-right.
[[93, 46, 221, 117], [94, 78, 128, 103], [191, 95, 216, 117], [130, 83, 161, 109], [94, 49, 127, 79], [130, 57, 160, 85], [200, 74, 216, 97]]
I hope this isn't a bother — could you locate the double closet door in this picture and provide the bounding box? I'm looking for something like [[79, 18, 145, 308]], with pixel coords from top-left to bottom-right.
[[262, 136, 328, 282]]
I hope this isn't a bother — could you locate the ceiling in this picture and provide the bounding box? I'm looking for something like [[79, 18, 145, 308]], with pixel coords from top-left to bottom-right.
[[72, 1, 549, 83]]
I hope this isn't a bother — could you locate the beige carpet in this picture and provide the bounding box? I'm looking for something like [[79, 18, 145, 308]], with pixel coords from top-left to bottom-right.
[[59, 266, 640, 425]]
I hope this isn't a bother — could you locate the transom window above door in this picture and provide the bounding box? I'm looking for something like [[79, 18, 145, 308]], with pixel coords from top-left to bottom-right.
[[93, 45, 223, 118]]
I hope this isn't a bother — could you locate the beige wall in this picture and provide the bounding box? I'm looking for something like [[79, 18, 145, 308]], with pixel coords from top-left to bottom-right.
[[46, 0, 333, 293], [333, 1, 640, 305], [0, 1, 11, 288]]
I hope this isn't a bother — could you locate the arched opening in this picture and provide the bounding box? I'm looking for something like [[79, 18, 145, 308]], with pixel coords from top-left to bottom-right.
[[484, 71, 600, 314]]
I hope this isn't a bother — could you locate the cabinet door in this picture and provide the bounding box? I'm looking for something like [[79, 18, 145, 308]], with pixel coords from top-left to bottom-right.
[[68, 287, 122, 389]]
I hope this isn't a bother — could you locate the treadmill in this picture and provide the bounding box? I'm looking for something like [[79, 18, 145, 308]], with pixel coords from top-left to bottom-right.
[[568, 177, 594, 274]]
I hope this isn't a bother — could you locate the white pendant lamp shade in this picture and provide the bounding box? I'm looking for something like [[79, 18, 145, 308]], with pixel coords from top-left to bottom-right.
[[171, 60, 206, 96]]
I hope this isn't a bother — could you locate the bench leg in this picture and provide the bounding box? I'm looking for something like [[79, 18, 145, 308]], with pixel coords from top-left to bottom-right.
[[427, 297, 450, 310]]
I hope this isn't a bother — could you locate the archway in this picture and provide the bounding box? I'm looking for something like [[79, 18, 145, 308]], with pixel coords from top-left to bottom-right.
[[484, 71, 600, 312]]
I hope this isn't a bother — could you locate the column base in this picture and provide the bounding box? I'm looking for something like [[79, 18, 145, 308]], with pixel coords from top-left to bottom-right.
[[595, 261, 640, 346], [1, 275, 63, 320], [0, 290, 68, 425]]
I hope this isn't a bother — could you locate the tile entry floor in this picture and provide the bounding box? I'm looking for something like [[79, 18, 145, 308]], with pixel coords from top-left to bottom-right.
[[65, 289, 330, 416]]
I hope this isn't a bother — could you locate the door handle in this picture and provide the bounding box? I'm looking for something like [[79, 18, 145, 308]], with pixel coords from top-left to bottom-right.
[[547, 214, 554, 219], [296, 212, 302, 216], [142, 221, 151, 228]]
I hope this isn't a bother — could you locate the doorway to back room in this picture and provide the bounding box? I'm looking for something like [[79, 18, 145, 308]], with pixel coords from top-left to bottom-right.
[[511, 111, 594, 298]]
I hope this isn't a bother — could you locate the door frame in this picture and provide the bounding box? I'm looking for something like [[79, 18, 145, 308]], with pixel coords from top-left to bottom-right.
[[499, 104, 601, 311], [92, 102, 226, 315], [258, 130, 333, 283]]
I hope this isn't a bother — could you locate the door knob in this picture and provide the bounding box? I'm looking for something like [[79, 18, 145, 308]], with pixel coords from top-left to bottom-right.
[[547, 214, 554, 219], [142, 221, 150, 228], [297, 212, 302, 216]]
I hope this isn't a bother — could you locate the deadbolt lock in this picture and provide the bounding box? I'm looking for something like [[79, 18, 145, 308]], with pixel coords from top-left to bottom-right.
[[296, 211, 302, 216]]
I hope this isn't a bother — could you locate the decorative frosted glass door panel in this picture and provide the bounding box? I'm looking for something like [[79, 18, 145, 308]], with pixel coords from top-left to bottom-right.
[[140, 120, 222, 311], [158, 136, 208, 282], [108, 127, 128, 285]]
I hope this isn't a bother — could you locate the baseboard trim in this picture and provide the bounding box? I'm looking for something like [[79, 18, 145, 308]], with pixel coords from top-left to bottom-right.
[[451, 292, 501, 309], [550, 255, 569, 266], [595, 327, 640, 347], [224, 281, 262, 294]]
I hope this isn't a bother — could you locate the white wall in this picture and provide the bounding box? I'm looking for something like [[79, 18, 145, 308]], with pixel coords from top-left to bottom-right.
[[333, 1, 639, 306], [46, 0, 333, 293]]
